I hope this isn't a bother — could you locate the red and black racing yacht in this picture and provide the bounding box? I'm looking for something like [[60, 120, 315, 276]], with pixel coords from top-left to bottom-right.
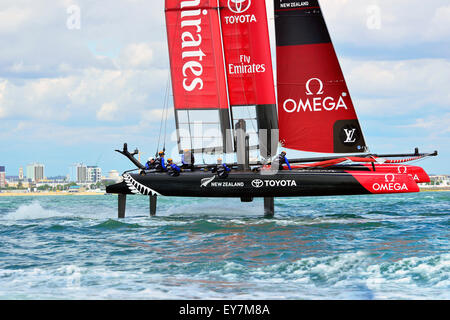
[[107, 0, 437, 217]]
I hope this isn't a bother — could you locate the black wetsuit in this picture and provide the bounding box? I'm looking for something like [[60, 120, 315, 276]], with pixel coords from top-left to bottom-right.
[[168, 163, 181, 177], [216, 164, 231, 178], [275, 154, 292, 170], [145, 161, 156, 170], [154, 157, 167, 172]]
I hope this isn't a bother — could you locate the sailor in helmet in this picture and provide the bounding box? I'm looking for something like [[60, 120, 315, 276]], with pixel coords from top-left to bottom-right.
[[145, 157, 156, 170], [215, 157, 231, 178], [166, 158, 181, 177], [155, 151, 167, 172], [274, 151, 292, 171]]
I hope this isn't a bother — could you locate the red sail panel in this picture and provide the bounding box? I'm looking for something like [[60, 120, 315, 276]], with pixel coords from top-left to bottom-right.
[[274, 0, 367, 153], [165, 0, 228, 110], [219, 0, 276, 106]]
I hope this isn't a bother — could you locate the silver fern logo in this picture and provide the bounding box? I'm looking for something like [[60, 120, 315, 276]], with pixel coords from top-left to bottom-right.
[[200, 176, 216, 188]]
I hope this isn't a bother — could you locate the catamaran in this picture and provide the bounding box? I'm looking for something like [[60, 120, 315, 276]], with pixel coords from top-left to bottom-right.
[[106, 0, 437, 217]]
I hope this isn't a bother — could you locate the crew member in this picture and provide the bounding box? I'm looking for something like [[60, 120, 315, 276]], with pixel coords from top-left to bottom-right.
[[216, 158, 231, 178], [155, 151, 167, 172], [275, 151, 292, 171], [145, 157, 156, 170], [167, 159, 181, 177], [181, 149, 195, 170]]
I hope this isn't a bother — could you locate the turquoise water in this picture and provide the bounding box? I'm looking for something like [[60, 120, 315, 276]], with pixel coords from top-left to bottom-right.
[[0, 192, 449, 300]]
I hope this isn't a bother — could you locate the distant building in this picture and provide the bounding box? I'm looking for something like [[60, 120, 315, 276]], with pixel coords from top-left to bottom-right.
[[26, 166, 32, 181], [26, 163, 44, 182], [87, 166, 102, 183], [104, 170, 122, 183], [0, 166, 5, 188], [108, 170, 119, 179], [74, 164, 103, 184], [69, 185, 81, 193], [420, 175, 450, 189], [76, 163, 87, 183], [430, 175, 450, 186], [19, 167, 24, 181]]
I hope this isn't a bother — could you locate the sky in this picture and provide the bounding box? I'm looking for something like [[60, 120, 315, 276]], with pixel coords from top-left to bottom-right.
[[0, 0, 449, 177]]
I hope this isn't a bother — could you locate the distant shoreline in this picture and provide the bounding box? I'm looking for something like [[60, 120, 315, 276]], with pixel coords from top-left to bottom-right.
[[420, 188, 450, 192], [0, 192, 107, 197]]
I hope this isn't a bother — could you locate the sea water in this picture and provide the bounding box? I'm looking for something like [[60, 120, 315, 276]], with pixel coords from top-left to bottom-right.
[[0, 192, 448, 300]]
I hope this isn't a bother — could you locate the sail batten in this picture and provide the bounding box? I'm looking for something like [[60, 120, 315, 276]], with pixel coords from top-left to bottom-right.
[[274, 0, 367, 154]]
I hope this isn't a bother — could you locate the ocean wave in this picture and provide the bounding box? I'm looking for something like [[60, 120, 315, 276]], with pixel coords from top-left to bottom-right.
[[201, 252, 450, 299], [2, 202, 68, 221], [1, 252, 447, 299], [91, 219, 142, 230], [0, 192, 448, 300]]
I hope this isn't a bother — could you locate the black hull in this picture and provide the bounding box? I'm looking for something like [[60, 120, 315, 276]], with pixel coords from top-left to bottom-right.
[[106, 170, 371, 198]]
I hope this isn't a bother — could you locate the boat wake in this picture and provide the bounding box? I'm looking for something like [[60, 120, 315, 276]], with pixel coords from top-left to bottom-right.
[[2, 202, 68, 221], [0, 251, 448, 300]]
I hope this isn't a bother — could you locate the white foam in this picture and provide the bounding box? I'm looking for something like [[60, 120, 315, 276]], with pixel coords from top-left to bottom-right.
[[0, 253, 448, 299], [3, 202, 68, 220]]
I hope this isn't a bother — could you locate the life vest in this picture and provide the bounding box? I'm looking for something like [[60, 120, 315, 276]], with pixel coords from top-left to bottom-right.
[[216, 164, 230, 179], [168, 163, 180, 177]]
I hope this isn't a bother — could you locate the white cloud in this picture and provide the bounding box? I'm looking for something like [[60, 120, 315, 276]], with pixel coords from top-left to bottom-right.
[[403, 114, 450, 134], [96, 102, 119, 121], [7, 61, 41, 73], [342, 58, 450, 115], [140, 108, 174, 124], [0, 7, 31, 33], [321, 0, 450, 46], [0, 120, 147, 146], [0, 65, 169, 122], [426, 5, 450, 40], [0, 77, 74, 120], [118, 43, 154, 69], [0, 80, 6, 117]]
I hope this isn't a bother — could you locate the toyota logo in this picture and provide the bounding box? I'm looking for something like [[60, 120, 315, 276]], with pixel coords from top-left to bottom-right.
[[252, 179, 264, 188], [228, 0, 251, 14]]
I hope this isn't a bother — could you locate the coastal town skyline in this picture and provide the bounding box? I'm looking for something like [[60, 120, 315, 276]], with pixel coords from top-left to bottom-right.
[[0, 162, 120, 184]]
